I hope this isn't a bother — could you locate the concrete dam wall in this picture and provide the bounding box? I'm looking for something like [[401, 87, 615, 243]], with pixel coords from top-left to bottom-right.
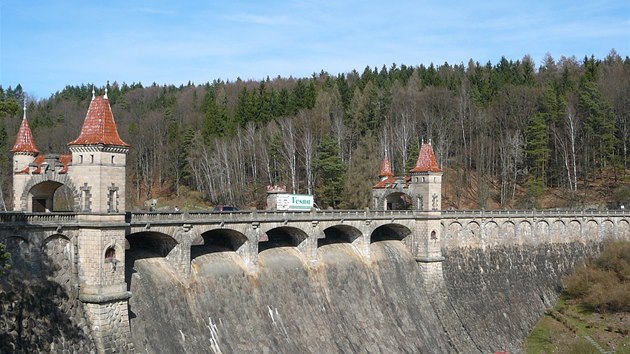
[[125, 237, 602, 353], [3, 211, 627, 353]]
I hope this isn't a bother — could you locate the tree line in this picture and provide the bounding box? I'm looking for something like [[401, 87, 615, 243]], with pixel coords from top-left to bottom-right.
[[1, 50, 629, 210]]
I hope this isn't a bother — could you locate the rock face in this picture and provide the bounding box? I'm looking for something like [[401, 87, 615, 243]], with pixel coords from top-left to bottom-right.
[[0, 274, 96, 353]]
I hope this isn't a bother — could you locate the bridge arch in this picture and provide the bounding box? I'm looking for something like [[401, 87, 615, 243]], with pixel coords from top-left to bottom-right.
[[126, 231, 179, 258], [18, 174, 79, 212], [260, 226, 308, 252], [602, 219, 615, 239], [370, 223, 412, 242], [320, 224, 362, 246], [191, 229, 248, 260]]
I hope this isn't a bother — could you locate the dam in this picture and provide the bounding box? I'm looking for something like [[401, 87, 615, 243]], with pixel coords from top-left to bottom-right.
[[1, 93, 627, 353], [1, 209, 625, 353]]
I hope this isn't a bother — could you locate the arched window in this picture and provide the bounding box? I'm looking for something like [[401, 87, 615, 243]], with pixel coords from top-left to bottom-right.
[[105, 247, 116, 260]]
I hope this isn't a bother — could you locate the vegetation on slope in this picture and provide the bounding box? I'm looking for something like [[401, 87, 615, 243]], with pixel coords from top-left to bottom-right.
[[525, 240, 630, 353], [1, 51, 629, 210]]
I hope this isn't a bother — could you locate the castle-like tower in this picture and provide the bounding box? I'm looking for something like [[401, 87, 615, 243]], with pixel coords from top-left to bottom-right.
[[11, 91, 134, 352], [371, 141, 442, 211], [11, 90, 129, 213], [67, 90, 130, 213]]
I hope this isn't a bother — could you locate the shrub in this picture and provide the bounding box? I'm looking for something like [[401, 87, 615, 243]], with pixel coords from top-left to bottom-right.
[[562, 239, 630, 312]]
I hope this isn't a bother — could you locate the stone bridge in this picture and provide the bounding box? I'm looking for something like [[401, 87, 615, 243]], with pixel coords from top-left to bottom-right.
[[3, 209, 630, 353], [125, 209, 443, 276]]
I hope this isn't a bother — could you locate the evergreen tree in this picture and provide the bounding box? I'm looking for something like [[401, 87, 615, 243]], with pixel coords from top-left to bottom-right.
[[314, 137, 346, 208]]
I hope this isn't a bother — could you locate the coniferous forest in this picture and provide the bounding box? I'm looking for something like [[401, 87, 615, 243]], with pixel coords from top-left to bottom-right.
[[1, 51, 629, 211]]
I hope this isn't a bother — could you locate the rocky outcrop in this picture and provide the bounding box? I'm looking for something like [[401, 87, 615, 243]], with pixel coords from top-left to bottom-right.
[[0, 274, 96, 353]]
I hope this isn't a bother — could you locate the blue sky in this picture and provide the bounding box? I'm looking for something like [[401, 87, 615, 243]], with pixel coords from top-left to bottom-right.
[[1, 0, 629, 99]]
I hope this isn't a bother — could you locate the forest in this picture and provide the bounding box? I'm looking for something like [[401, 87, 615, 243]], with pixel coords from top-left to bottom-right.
[[0, 50, 629, 211]]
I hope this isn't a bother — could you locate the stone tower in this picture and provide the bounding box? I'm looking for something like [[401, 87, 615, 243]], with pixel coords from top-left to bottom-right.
[[68, 90, 133, 352], [10, 91, 134, 352], [371, 141, 442, 212], [11, 100, 40, 210], [408, 141, 443, 211], [67, 90, 130, 213]]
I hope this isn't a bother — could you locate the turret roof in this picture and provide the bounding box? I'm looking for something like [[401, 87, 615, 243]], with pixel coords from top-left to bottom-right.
[[410, 142, 442, 173], [68, 95, 129, 147], [11, 110, 39, 154], [378, 157, 394, 177]]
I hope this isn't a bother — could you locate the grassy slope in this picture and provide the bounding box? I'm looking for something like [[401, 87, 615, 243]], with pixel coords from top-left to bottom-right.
[[525, 296, 630, 353]]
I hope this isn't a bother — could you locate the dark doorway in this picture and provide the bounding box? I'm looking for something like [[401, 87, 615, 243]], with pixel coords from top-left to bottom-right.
[[33, 198, 47, 212]]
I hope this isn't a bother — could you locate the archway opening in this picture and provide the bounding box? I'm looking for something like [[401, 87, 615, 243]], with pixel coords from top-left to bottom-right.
[[126, 232, 178, 259], [319, 225, 361, 247], [384, 192, 411, 210], [260, 227, 306, 252], [371, 224, 412, 243], [28, 181, 73, 212], [191, 229, 247, 260]]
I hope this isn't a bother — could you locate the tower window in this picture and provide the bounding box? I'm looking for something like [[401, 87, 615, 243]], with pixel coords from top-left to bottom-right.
[[79, 155, 83, 163], [90, 155, 94, 163], [111, 155, 115, 164]]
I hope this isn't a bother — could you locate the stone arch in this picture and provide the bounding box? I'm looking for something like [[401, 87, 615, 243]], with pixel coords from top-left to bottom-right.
[[190, 228, 248, 260], [465, 221, 481, 238], [619, 219, 630, 239], [260, 226, 308, 252], [382, 192, 412, 210], [41, 234, 76, 290], [551, 220, 566, 242], [519, 221, 532, 244], [585, 219, 599, 240], [501, 221, 516, 241], [126, 231, 179, 259], [321, 224, 362, 247], [370, 223, 412, 242], [447, 222, 463, 241], [568, 220, 581, 240], [18, 174, 79, 212], [535, 220, 549, 241], [602, 219, 615, 239], [484, 221, 499, 244]]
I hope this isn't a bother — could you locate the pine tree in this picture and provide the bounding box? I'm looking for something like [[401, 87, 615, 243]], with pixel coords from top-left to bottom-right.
[[314, 137, 346, 208]]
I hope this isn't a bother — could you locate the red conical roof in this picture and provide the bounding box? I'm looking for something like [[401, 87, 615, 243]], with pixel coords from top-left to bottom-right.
[[379, 157, 394, 177], [11, 117, 39, 154], [410, 142, 442, 173], [68, 95, 129, 147]]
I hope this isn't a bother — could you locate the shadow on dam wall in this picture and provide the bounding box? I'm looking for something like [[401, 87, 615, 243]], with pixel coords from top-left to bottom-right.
[[126, 239, 602, 354], [127, 241, 454, 353]]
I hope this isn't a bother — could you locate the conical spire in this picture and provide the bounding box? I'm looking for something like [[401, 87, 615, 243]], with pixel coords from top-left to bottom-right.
[[410, 140, 441, 173], [68, 95, 129, 147], [378, 157, 394, 178], [11, 99, 39, 154]]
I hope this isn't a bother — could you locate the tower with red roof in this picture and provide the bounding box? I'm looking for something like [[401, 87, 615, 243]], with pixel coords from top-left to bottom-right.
[[11, 100, 40, 210], [67, 89, 129, 213], [371, 140, 443, 211], [10, 90, 134, 351]]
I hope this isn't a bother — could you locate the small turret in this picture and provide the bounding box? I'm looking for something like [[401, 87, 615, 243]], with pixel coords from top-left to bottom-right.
[[378, 156, 394, 181], [12, 99, 40, 210]]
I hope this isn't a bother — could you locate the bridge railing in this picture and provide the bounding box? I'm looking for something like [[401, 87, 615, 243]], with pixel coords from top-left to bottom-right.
[[441, 209, 629, 218], [0, 212, 77, 224], [127, 209, 430, 224]]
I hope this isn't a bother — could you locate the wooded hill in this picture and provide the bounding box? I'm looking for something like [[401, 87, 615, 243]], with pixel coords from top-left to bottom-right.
[[1, 50, 629, 210]]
